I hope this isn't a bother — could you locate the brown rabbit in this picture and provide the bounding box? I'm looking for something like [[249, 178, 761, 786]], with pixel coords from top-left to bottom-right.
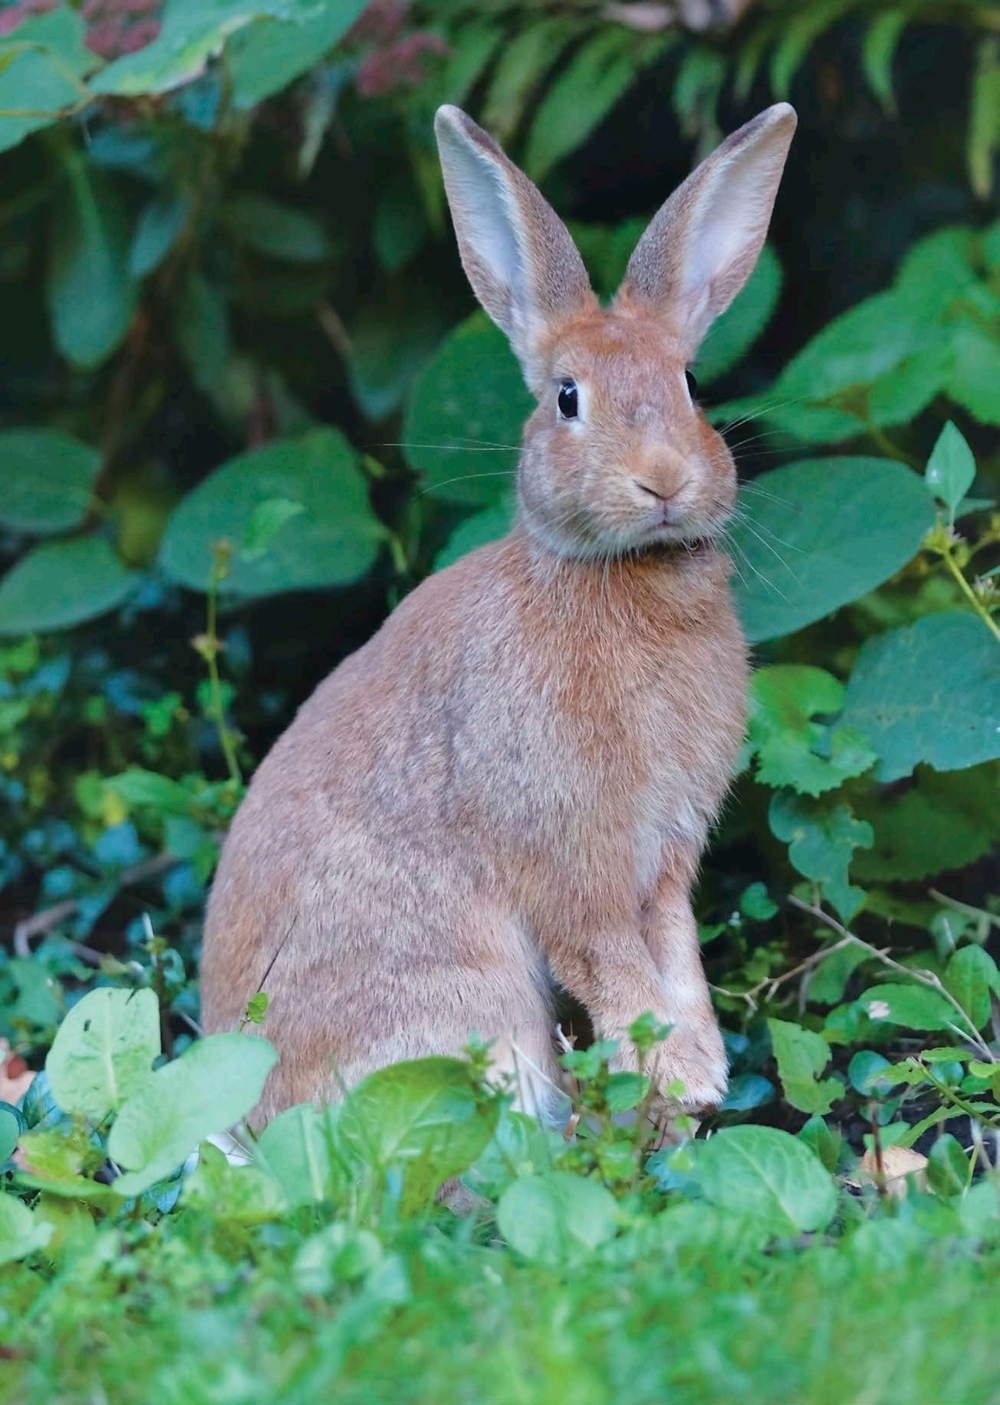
[[200, 101, 797, 1126]]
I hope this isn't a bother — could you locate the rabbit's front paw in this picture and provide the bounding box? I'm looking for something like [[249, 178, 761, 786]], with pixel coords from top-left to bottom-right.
[[614, 1023, 728, 1115]]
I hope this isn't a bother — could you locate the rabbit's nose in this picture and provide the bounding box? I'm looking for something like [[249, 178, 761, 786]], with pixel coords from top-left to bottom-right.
[[633, 478, 687, 504]]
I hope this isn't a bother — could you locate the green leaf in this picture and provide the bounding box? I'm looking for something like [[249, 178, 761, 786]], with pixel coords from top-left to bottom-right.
[[728, 457, 936, 643], [946, 321, 1000, 426], [748, 665, 876, 796], [182, 1140, 288, 1221], [222, 195, 331, 262], [868, 341, 955, 428], [770, 0, 848, 99], [847, 1050, 897, 1096], [225, 0, 368, 109], [108, 1033, 278, 1197], [0, 534, 137, 636], [861, 12, 907, 112], [767, 1018, 839, 1115], [403, 312, 531, 506], [696, 244, 782, 386], [293, 1223, 388, 1296], [807, 942, 871, 1006], [0, 10, 88, 154], [159, 427, 383, 597], [347, 283, 450, 422], [0, 429, 101, 535], [697, 1125, 836, 1236], [45, 988, 160, 1124], [927, 1133, 971, 1199], [969, 36, 1000, 200], [944, 945, 1000, 1032], [741, 882, 778, 922], [774, 290, 924, 404], [840, 612, 1000, 782], [47, 152, 136, 370], [173, 272, 230, 396], [434, 499, 515, 572], [925, 421, 976, 518], [104, 767, 192, 814], [481, 15, 581, 143], [858, 983, 958, 1033], [0, 1195, 52, 1267], [130, 191, 191, 279], [255, 1104, 344, 1208], [853, 764, 1000, 883], [240, 497, 305, 561], [894, 226, 978, 322], [768, 791, 872, 921], [0, 1104, 21, 1166], [337, 1058, 498, 1212], [523, 28, 668, 181], [497, 1172, 619, 1265]]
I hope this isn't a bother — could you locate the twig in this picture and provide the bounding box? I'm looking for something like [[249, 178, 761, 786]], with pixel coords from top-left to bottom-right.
[[711, 934, 858, 1011], [10, 852, 181, 956]]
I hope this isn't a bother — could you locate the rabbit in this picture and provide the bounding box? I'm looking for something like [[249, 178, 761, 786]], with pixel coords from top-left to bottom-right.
[[200, 100, 797, 1129]]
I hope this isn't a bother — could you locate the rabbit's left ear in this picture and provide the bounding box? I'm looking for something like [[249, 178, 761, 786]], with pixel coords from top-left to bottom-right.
[[618, 104, 797, 358]]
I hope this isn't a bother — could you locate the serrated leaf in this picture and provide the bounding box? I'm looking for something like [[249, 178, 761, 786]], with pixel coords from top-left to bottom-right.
[[160, 427, 383, 596], [0, 429, 101, 535], [775, 290, 925, 404], [946, 321, 1000, 426], [0, 534, 136, 636], [108, 1033, 277, 1196], [925, 421, 976, 517], [728, 457, 935, 644], [698, 1125, 836, 1236], [853, 764, 1000, 883], [767, 1018, 839, 1115], [840, 612, 1000, 782], [768, 791, 872, 921], [748, 665, 875, 796]]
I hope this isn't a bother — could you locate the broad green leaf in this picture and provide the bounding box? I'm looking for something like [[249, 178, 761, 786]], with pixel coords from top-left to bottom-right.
[[748, 665, 876, 796], [347, 283, 450, 422], [182, 1140, 288, 1221], [894, 226, 978, 322], [159, 427, 383, 596], [108, 1033, 278, 1196], [130, 191, 191, 279], [927, 1133, 971, 1199], [969, 36, 1000, 199], [768, 791, 872, 921], [373, 171, 427, 274], [45, 988, 160, 1124], [434, 499, 515, 572], [523, 28, 669, 181], [222, 195, 331, 262], [946, 321, 1000, 425], [47, 153, 136, 370], [241, 497, 305, 561], [858, 983, 958, 1032], [925, 421, 976, 517], [0, 534, 137, 636], [404, 313, 530, 506], [697, 1125, 836, 1236], [840, 612, 1000, 782], [0, 1195, 52, 1266], [853, 764, 1000, 883], [798, 1115, 840, 1174], [497, 1172, 619, 1265], [944, 945, 1000, 1032], [774, 290, 924, 404], [847, 1050, 897, 1096], [337, 1058, 498, 1212], [89, 0, 290, 95], [225, 0, 369, 109], [868, 341, 954, 428], [0, 17, 83, 155], [255, 1103, 344, 1208], [767, 1018, 839, 1115], [807, 942, 871, 1006], [567, 218, 647, 298], [696, 244, 782, 386], [0, 429, 101, 535], [728, 457, 936, 643]]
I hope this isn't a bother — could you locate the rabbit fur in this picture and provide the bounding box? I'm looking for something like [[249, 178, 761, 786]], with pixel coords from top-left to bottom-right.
[[200, 101, 797, 1127]]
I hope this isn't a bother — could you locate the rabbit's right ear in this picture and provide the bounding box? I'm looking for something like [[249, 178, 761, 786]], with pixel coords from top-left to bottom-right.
[[435, 106, 596, 380]]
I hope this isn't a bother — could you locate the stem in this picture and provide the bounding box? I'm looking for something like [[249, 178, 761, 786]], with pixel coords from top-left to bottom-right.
[[203, 547, 242, 787], [920, 1065, 1000, 1130], [941, 543, 1000, 645]]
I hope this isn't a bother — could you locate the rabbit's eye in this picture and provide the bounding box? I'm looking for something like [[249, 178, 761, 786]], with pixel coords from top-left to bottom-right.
[[685, 369, 698, 399], [557, 381, 579, 419]]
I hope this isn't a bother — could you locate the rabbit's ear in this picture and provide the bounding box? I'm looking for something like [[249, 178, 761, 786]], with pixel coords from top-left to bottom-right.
[[618, 104, 797, 358], [435, 105, 596, 375]]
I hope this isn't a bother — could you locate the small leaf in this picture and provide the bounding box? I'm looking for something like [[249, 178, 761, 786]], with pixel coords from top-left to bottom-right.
[[255, 1103, 344, 1208], [182, 1140, 287, 1221], [748, 666, 876, 797], [130, 191, 191, 279], [108, 1033, 278, 1196], [767, 1018, 839, 1115], [943, 945, 1000, 1032], [969, 36, 1000, 200], [497, 1172, 619, 1265], [926, 1133, 971, 1199], [104, 768, 192, 815], [861, 12, 907, 112], [925, 421, 976, 519], [45, 988, 160, 1124], [768, 791, 872, 921], [847, 1050, 897, 1096], [0, 535, 137, 636], [0, 1104, 21, 1165], [697, 1125, 836, 1236], [0, 429, 101, 535]]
